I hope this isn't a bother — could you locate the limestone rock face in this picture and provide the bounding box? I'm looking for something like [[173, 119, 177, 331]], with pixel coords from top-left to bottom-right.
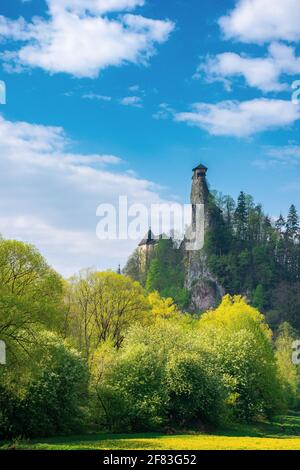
[[190, 280, 221, 312], [185, 250, 224, 313]]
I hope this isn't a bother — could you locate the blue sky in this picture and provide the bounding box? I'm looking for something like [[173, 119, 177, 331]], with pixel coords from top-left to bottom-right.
[[0, 0, 300, 275]]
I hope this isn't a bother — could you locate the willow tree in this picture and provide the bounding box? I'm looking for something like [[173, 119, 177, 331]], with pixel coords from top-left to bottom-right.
[[0, 239, 63, 358], [64, 271, 150, 358]]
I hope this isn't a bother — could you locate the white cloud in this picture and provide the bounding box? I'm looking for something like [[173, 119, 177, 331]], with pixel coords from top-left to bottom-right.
[[0, 113, 166, 276], [268, 145, 300, 159], [120, 96, 143, 107], [198, 42, 300, 92], [266, 145, 300, 165], [0, 0, 174, 78], [219, 0, 300, 44], [175, 99, 300, 137], [82, 93, 112, 101], [152, 103, 174, 120], [129, 84, 140, 92], [253, 145, 300, 168], [49, 0, 145, 14]]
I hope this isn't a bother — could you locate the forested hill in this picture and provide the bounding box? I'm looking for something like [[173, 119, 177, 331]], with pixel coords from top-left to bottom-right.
[[205, 191, 300, 330], [124, 190, 300, 332]]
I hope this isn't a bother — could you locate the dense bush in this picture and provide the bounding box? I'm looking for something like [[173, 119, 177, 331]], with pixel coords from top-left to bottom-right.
[[94, 342, 168, 431], [0, 377, 20, 439], [198, 295, 285, 421], [275, 322, 298, 409], [91, 296, 290, 432], [165, 351, 226, 426], [0, 331, 89, 439], [92, 320, 227, 432]]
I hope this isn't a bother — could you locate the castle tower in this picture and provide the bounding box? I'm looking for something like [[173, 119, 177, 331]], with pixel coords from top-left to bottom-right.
[[138, 228, 157, 271], [185, 163, 225, 311], [191, 164, 209, 232]]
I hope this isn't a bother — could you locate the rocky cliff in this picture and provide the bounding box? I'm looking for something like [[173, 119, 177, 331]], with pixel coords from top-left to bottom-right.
[[184, 164, 225, 312]]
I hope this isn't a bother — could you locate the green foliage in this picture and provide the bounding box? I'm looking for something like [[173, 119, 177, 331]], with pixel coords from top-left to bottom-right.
[[148, 291, 179, 318], [146, 239, 190, 309], [92, 320, 227, 432], [234, 191, 248, 241], [98, 342, 168, 431], [271, 282, 300, 331], [198, 296, 285, 421], [204, 195, 231, 256], [1, 232, 299, 441], [63, 271, 150, 356], [275, 322, 298, 409], [165, 351, 226, 426], [286, 205, 299, 240], [207, 192, 300, 330], [92, 296, 286, 431], [0, 239, 64, 358], [0, 373, 20, 439], [252, 284, 266, 311], [123, 248, 146, 285], [0, 331, 89, 439]]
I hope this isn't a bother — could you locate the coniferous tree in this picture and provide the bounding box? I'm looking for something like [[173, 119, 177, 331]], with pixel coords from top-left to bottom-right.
[[234, 191, 248, 241], [275, 214, 286, 235], [286, 205, 299, 240], [224, 195, 236, 230]]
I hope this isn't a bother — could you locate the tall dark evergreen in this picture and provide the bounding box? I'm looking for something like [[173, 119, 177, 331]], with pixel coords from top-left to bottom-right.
[[286, 205, 299, 240], [234, 191, 248, 241], [275, 214, 286, 235]]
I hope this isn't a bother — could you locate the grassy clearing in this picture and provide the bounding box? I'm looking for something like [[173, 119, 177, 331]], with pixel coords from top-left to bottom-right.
[[2, 414, 300, 451]]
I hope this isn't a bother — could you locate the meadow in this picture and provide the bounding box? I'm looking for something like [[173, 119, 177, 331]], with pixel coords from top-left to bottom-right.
[[2, 414, 300, 451]]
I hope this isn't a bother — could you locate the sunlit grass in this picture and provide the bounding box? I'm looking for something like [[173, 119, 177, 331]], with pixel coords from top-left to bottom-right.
[[2, 414, 300, 450]]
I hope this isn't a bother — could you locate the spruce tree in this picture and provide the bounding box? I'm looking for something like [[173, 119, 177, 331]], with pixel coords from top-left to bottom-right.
[[286, 205, 299, 240], [234, 191, 248, 240], [275, 214, 286, 235]]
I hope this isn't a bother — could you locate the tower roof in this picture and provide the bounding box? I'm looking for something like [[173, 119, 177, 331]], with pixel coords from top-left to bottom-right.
[[138, 228, 156, 247], [192, 163, 208, 172]]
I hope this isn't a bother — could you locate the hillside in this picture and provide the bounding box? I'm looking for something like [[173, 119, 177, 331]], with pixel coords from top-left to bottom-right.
[[124, 165, 300, 331]]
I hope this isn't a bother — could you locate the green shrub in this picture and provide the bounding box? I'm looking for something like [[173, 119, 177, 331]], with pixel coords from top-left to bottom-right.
[[198, 295, 285, 421], [0, 331, 89, 438], [165, 351, 226, 426], [92, 321, 228, 431]]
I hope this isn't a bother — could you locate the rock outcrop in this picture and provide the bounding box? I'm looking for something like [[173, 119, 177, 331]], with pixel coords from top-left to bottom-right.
[[184, 164, 225, 312]]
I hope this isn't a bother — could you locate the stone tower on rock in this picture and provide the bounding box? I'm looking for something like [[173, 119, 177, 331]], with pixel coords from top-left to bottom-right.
[[185, 164, 224, 312]]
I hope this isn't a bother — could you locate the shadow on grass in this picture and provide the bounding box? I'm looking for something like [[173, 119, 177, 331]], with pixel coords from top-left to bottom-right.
[[215, 413, 300, 439], [2, 413, 300, 450]]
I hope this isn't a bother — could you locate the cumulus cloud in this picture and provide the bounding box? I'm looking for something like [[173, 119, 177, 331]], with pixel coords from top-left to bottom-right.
[[198, 42, 300, 92], [0, 0, 174, 78], [152, 103, 174, 120], [49, 0, 145, 14], [267, 145, 300, 164], [253, 145, 300, 168], [219, 0, 300, 44], [129, 84, 141, 92], [119, 96, 143, 107], [82, 93, 112, 101], [0, 113, 166, 276], [175, 99, 300, 137]]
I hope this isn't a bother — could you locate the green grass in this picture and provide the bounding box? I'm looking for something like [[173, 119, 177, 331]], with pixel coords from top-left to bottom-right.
[[2, 414, 300, 450]]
